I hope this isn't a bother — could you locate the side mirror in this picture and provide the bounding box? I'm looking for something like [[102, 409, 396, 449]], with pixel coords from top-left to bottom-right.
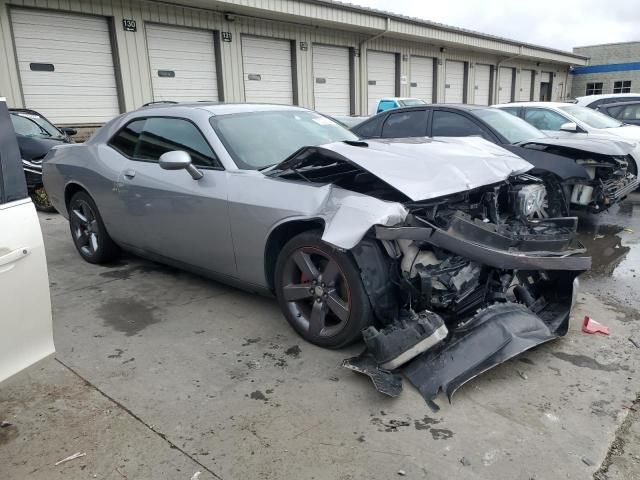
[[560, 122, 579, 133], [159, 151, 203, 180], [62, 127, 77, 136]]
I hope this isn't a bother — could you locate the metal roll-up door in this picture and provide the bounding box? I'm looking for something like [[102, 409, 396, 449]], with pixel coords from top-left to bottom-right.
[[498, 67, 514, 103], [146, 24, 219, 103], [241, 36, 293, 104], [312, 44, 350, 116], [367, 51, 396, 114], [410, 56, 434, 103], [519, 69, 533, 101], [10, 8, 120, 124], [474, 64, 491, 105], [444, 60, 465, 103]]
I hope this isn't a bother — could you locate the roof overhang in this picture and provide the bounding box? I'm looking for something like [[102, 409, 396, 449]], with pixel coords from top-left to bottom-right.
[[169, 0, 588, 66]]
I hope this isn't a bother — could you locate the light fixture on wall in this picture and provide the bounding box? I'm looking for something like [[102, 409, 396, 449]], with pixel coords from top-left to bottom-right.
[[440, 47, 447, 53], [224, 12, 236, 22]]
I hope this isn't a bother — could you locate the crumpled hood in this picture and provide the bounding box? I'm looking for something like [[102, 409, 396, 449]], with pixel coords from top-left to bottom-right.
[[275, 137, 533, 202]]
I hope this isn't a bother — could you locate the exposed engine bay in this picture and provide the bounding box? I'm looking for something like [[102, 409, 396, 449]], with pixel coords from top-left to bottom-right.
[[517, 139, 639, 213], [269, 138, 590, 407], [344, 178, 587, 407]]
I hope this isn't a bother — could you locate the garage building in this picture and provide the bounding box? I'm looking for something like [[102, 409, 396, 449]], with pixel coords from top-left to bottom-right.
[[0, 0, 587, 131]]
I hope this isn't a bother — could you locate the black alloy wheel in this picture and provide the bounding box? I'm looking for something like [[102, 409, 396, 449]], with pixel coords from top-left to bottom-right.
[[274, 231, 372, 349], [68, 191, 119, 264]]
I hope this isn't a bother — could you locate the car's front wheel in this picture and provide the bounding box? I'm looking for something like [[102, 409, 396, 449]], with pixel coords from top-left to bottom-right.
[[274, 231, 372, 349], [68, 191, 119, 264]]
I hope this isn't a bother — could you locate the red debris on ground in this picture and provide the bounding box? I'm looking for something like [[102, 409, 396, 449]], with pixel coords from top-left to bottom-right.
[[582, 316, 610, 335]]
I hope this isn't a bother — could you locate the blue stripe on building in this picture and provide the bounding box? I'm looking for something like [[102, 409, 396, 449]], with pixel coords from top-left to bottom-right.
[[572, 62, 640, 75]]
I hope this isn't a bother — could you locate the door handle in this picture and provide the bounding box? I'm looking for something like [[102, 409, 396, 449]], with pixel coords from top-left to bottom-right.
[[0, 247, 31, 268], [123, 169, 136, 179]]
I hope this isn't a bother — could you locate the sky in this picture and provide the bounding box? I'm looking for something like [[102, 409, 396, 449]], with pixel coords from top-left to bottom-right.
[[350, 0, 640, 52]]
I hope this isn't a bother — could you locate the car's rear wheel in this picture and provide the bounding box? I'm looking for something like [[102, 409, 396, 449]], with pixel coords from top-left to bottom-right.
[[68, 191, 119, 264], [274, 231, 372, 349]]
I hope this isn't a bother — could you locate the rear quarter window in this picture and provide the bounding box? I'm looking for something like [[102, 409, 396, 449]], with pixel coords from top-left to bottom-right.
[[108, 119, 145, 157]]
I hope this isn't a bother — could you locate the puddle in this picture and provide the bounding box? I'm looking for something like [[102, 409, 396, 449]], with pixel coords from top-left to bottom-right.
[[96, 298, 161, 336]]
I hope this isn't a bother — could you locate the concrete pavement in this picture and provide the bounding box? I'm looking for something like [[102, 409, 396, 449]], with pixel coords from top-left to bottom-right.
[[2, 197, 640, 479]]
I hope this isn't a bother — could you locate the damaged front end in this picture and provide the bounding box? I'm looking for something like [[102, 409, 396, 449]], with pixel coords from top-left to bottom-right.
[[516, 138, 640, 213], [344, 176, 590, 408]]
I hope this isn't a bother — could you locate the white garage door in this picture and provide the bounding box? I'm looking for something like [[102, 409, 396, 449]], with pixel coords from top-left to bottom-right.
[[367, 51, 396, 114], [312, 44, 350, 116], [498, 67, 514, 103], [146, 24, 218, 103], [444, 60, 465, 103], [409, 56, 433, 103], [242, 36, 293, 104], [10, 9, 120, 124], [519, 69, 533, 101], [474, 64, 491, 105]]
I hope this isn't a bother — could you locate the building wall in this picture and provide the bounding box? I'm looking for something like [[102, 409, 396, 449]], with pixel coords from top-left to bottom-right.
[[571, 42, 640, 98], [574, 42, 640, 65], [0, 0, 575, 127]]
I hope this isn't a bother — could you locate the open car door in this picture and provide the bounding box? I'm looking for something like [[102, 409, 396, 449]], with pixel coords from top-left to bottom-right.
[[0, 97, 54, 382]]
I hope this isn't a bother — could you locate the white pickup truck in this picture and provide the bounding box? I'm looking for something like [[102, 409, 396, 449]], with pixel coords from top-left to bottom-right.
[[0, 97, 54, 383]]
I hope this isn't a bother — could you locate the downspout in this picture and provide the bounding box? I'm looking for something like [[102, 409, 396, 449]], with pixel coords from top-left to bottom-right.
[[494, 45, 523, 103], [359, 17, 391, 114]]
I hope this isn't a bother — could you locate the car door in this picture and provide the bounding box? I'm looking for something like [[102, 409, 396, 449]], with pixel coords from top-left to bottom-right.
[[0, 98, 54, 382], [115, 116, 236, 277], [429, 109, 497, 142], [379, 109, 428, 138]]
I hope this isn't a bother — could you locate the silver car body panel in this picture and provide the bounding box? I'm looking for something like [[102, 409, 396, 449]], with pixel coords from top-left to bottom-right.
[[44, 104, 535, 288]]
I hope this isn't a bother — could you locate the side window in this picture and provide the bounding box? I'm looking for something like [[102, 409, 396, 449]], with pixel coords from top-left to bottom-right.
[[381, 111, 427, 138], [621, 104, 640, 120], [500, 107, 520, 117], [431, 110, 489, 138], [108, 119, 145, 157], [135, 118, 219, 168], [605, 105, 625, 118], [523, 108, 568, 131], [377, 100, 398, 113], [353, 115, 385, 138]]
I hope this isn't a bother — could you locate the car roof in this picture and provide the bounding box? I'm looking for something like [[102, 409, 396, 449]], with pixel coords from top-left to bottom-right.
[[576, 93, 640, 102], [138, 102, 310, 116], [493, 102, 573, 108]]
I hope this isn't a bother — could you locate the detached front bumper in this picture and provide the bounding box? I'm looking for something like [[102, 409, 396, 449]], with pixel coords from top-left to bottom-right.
[[344, 216, 588, 407]]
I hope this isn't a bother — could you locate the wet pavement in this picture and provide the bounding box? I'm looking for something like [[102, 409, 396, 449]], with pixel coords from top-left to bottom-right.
[[1, 196, 640, 479]]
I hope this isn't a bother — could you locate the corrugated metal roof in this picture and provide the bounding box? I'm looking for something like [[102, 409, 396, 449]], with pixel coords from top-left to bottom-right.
[[304, 0, 588, 62]]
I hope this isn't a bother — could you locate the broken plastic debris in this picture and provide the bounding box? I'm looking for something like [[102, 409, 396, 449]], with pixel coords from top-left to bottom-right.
[[397, 470, 407, 476], [191, 472, 202, 480], [582, 316, 609, 335], [342, 353, 403, 397], [55, 452, 86, 466]]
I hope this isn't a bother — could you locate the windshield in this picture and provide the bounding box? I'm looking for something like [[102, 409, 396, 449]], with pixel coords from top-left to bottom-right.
[[210, 110, 359, 170], [475, 108, 546, 144], [559, 105, 623, 129], [10, 112, 64, 139], [399, 99, 427, 107]]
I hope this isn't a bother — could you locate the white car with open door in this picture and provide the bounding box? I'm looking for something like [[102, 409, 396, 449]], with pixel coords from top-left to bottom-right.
[[0, 97, 54, 383]]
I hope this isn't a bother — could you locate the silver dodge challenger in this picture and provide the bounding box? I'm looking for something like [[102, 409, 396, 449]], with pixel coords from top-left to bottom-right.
[[43, 103, 591, 403]]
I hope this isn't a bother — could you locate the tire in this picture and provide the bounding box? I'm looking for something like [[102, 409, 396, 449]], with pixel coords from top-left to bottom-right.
[[274, 231, 372, 349], [68, 190, 119, 264], [30, 187, 57, 213]]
